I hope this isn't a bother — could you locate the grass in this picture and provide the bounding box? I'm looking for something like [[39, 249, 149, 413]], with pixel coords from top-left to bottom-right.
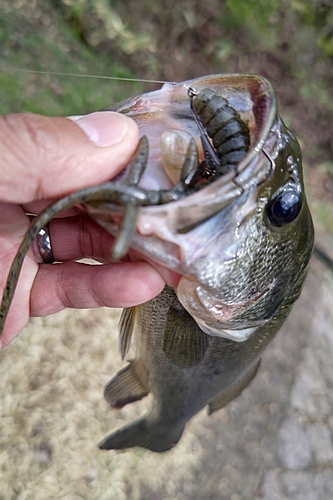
[[0, 0, 149, 116]]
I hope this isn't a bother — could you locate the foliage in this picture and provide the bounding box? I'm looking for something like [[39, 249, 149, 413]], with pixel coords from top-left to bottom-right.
[[0, 0, 332, 164], [0, 0, 146, 116]]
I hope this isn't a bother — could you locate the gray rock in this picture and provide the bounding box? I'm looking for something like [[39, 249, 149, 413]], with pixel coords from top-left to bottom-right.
[[260, 470, 285, 500], [306, 422, 333, 464], [280, 470, 333, 500], [278, 415, 312, 469]]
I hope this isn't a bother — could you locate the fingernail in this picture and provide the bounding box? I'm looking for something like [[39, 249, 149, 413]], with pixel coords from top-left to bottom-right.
[[68, 111, 129, 147]]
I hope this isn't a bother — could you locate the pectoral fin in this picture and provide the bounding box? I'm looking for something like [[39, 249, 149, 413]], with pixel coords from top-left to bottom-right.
[[162, 302, 208, 369], [208, 359, 261, 415], [118, 306, 138, 360], [104, 359, 149, 409]]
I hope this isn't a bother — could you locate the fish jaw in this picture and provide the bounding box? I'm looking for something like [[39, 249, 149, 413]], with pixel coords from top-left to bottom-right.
[[88, 73, 278, 271]]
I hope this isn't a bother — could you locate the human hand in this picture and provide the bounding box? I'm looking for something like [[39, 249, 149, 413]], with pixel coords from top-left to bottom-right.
[[0, 111, 176, 347]]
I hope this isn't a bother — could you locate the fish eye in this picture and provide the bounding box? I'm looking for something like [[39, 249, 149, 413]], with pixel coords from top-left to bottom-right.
[[267, 186, 302, 226]]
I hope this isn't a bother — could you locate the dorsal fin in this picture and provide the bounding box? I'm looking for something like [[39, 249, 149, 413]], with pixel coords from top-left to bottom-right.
[[162, 302, 208, 369], [208, 359, 261, 414], [118, 306, 138, 360], [104, 359, 149, 409]]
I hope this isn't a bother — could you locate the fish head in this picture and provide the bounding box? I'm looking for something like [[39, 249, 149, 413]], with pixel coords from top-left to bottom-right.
[[175, 122, 314, 341], [88, 74, 314, 342]]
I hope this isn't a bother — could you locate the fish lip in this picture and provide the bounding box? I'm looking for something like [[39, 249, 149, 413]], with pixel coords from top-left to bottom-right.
[[191, 285, 269, 342]]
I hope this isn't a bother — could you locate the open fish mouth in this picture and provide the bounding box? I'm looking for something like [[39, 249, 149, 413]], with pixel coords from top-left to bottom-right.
[[85, 73, 278, 271]]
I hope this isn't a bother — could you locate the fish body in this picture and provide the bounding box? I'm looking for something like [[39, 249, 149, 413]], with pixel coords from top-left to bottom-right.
[[95, 74, 314, 451]]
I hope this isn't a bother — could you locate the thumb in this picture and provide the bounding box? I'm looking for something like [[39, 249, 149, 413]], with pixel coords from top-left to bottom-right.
[[0, 111, 139, 203]]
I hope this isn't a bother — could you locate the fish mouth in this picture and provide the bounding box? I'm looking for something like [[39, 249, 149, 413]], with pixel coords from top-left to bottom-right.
[[110, 73, 277, 192], [89, 74, 279, 274]]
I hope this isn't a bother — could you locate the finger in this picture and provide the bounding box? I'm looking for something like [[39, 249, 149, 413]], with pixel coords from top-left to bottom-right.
[[128, 248, 181, 287], [0, 204, 39, 347], [29, 261, 165, 316], [40, 214, 116, 262], [0, 111, 139, 203], [0, 259, 35, 348], [35, 214, 181, 286]]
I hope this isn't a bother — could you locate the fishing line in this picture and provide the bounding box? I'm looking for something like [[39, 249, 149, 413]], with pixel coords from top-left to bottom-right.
[[0, 67, 174, 85]]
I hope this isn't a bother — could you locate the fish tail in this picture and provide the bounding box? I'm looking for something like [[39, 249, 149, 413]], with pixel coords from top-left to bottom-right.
[[98, 416, 184, 453]]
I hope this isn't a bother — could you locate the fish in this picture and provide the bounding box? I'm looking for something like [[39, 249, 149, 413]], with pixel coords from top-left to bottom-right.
[[0, 74, 314, 452]]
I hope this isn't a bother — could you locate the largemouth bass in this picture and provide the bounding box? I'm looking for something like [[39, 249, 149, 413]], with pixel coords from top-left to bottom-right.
[[0, 74, 314, 452]]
